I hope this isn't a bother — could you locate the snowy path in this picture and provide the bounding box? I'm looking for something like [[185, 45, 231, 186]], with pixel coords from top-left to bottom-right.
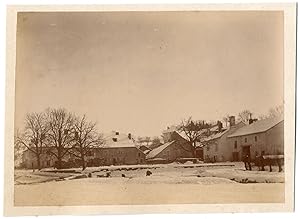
[[14, 179, 284, 206], [14, 162, 285, 206]]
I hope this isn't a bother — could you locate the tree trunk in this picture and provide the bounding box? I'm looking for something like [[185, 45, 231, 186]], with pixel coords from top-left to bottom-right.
[[57, 157, 62, 169], [192, 142, 197, 158], [56, 146, 63, 169], [36, 155, 41, 170], [192, 148, 197, 158], [81, 156, 86, 171]]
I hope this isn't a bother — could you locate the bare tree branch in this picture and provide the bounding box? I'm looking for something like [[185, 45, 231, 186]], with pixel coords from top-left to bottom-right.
[[70, 114, 104, 170]]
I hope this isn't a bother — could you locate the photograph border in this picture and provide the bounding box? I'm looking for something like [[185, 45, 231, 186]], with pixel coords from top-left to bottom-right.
[[4, 3, 296, 216]]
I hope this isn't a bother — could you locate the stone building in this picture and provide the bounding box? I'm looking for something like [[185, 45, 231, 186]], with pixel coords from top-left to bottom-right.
[[202, 115, 284, 162], [87, 131, 146, 166], [21, 131, 146, 169], [227, 116, 284, 161], [146, 131, 194, 163], [203, 117, 245, 162]]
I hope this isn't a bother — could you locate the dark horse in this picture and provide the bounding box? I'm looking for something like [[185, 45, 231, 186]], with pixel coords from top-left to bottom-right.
[[255, 154, 283, 172]]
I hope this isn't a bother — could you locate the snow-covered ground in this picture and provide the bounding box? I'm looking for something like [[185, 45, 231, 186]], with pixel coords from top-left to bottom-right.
[[14, 162, 285, 205]]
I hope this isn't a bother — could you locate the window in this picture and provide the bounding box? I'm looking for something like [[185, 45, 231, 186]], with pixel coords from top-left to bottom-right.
[[255, 136, 257, 142], [207, 146, 210, 151], [234, 141, 237, 149], [245, 138, 247, 143], [112, 137, 117, 142], [138, 152, 141, 157], [215, 144, 218, 152]]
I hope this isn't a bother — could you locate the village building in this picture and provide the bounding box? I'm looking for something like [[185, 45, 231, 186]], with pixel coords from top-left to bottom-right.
[[202, 117, 246, 162], [86, 131, 146, 166], [21, 131, 146, 169], [22, 148, 61, 169], [227, 116, 284, 161], [202, 115, 284, 162], [146, 130, 194, 164]]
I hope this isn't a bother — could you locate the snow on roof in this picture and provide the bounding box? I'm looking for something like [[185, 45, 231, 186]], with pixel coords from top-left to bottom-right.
[[175, 131, 190, 141], [147, 158, 167, 161], [209, 125, 220, 132], [102, 132, 137, 148], [228, 116, 283, 138], [203, 128, 230, 142], [146, 141, 175, 159], [143, 149, 151, 155]]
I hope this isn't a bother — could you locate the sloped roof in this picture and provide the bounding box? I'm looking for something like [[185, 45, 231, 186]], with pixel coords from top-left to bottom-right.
[[143, 149, 151, 155], [176, 129, 209, 141], [203, 128, 230, 142], [146, 141, 175, 159], [228, 116, 283, 138], [102, 132, 137, 148], [138, 145, 151, 151]]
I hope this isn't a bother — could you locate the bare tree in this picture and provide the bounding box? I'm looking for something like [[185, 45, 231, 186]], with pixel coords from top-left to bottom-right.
[[222, 114, 230, 127], [46, 108, 75, 169], [69, 115, 104, 170], [257, 114, 268, 120], [145, 136, 151, 146], [238, 110, 252, 123], [14, 129, 24, 168], [257, 105, 284, 120], [150, 137, 162, 149], [15, 112, 48, 170], [268, 104, 284, 118], [179, 117, 211, 157], [136, 136, 151, 146]]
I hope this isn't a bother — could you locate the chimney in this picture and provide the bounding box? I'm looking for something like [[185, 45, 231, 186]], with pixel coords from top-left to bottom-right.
[[128, 133, 132, 140], [229, 116, 235, 127], [217, 120, 223, 132], [249, 117, 258, 125], [207, 128, 211, 136]]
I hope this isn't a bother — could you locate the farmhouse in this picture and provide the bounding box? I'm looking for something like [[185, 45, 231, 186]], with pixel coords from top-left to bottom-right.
[[22, 147, 60, 169], [87, 131, 146, 166], [146, 130, 194, 163], [203, 116, 246, 162], [227, 116, 284, 161], [202, 115, 284, 162], [21, 131, 146, 169]]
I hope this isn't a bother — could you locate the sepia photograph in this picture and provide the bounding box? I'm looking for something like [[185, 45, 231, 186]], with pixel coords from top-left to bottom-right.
[[4, 3, 296, 216]]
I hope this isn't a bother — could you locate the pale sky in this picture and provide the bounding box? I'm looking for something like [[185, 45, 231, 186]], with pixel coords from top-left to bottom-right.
[[15, 11, 283, 137]]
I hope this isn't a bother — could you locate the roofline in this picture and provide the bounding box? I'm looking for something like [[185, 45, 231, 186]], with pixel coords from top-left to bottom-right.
[[101, 146, 138, 149], [146, 140, 175, 159], [203, 130, 227, 142], [227, 120, 283, 138]]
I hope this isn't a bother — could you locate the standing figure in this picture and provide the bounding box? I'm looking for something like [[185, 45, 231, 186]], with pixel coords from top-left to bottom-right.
[[246, 154, 252, 171], [243, 154, 249, 170], [243, 154, 252, 171], [260, 151, 265, 171]]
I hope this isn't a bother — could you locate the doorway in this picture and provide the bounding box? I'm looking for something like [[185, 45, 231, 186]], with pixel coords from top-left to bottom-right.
[[242, 145, 251, 159]]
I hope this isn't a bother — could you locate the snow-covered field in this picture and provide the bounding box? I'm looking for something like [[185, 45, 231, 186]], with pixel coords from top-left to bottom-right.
[[14, 162, 285, 206]]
